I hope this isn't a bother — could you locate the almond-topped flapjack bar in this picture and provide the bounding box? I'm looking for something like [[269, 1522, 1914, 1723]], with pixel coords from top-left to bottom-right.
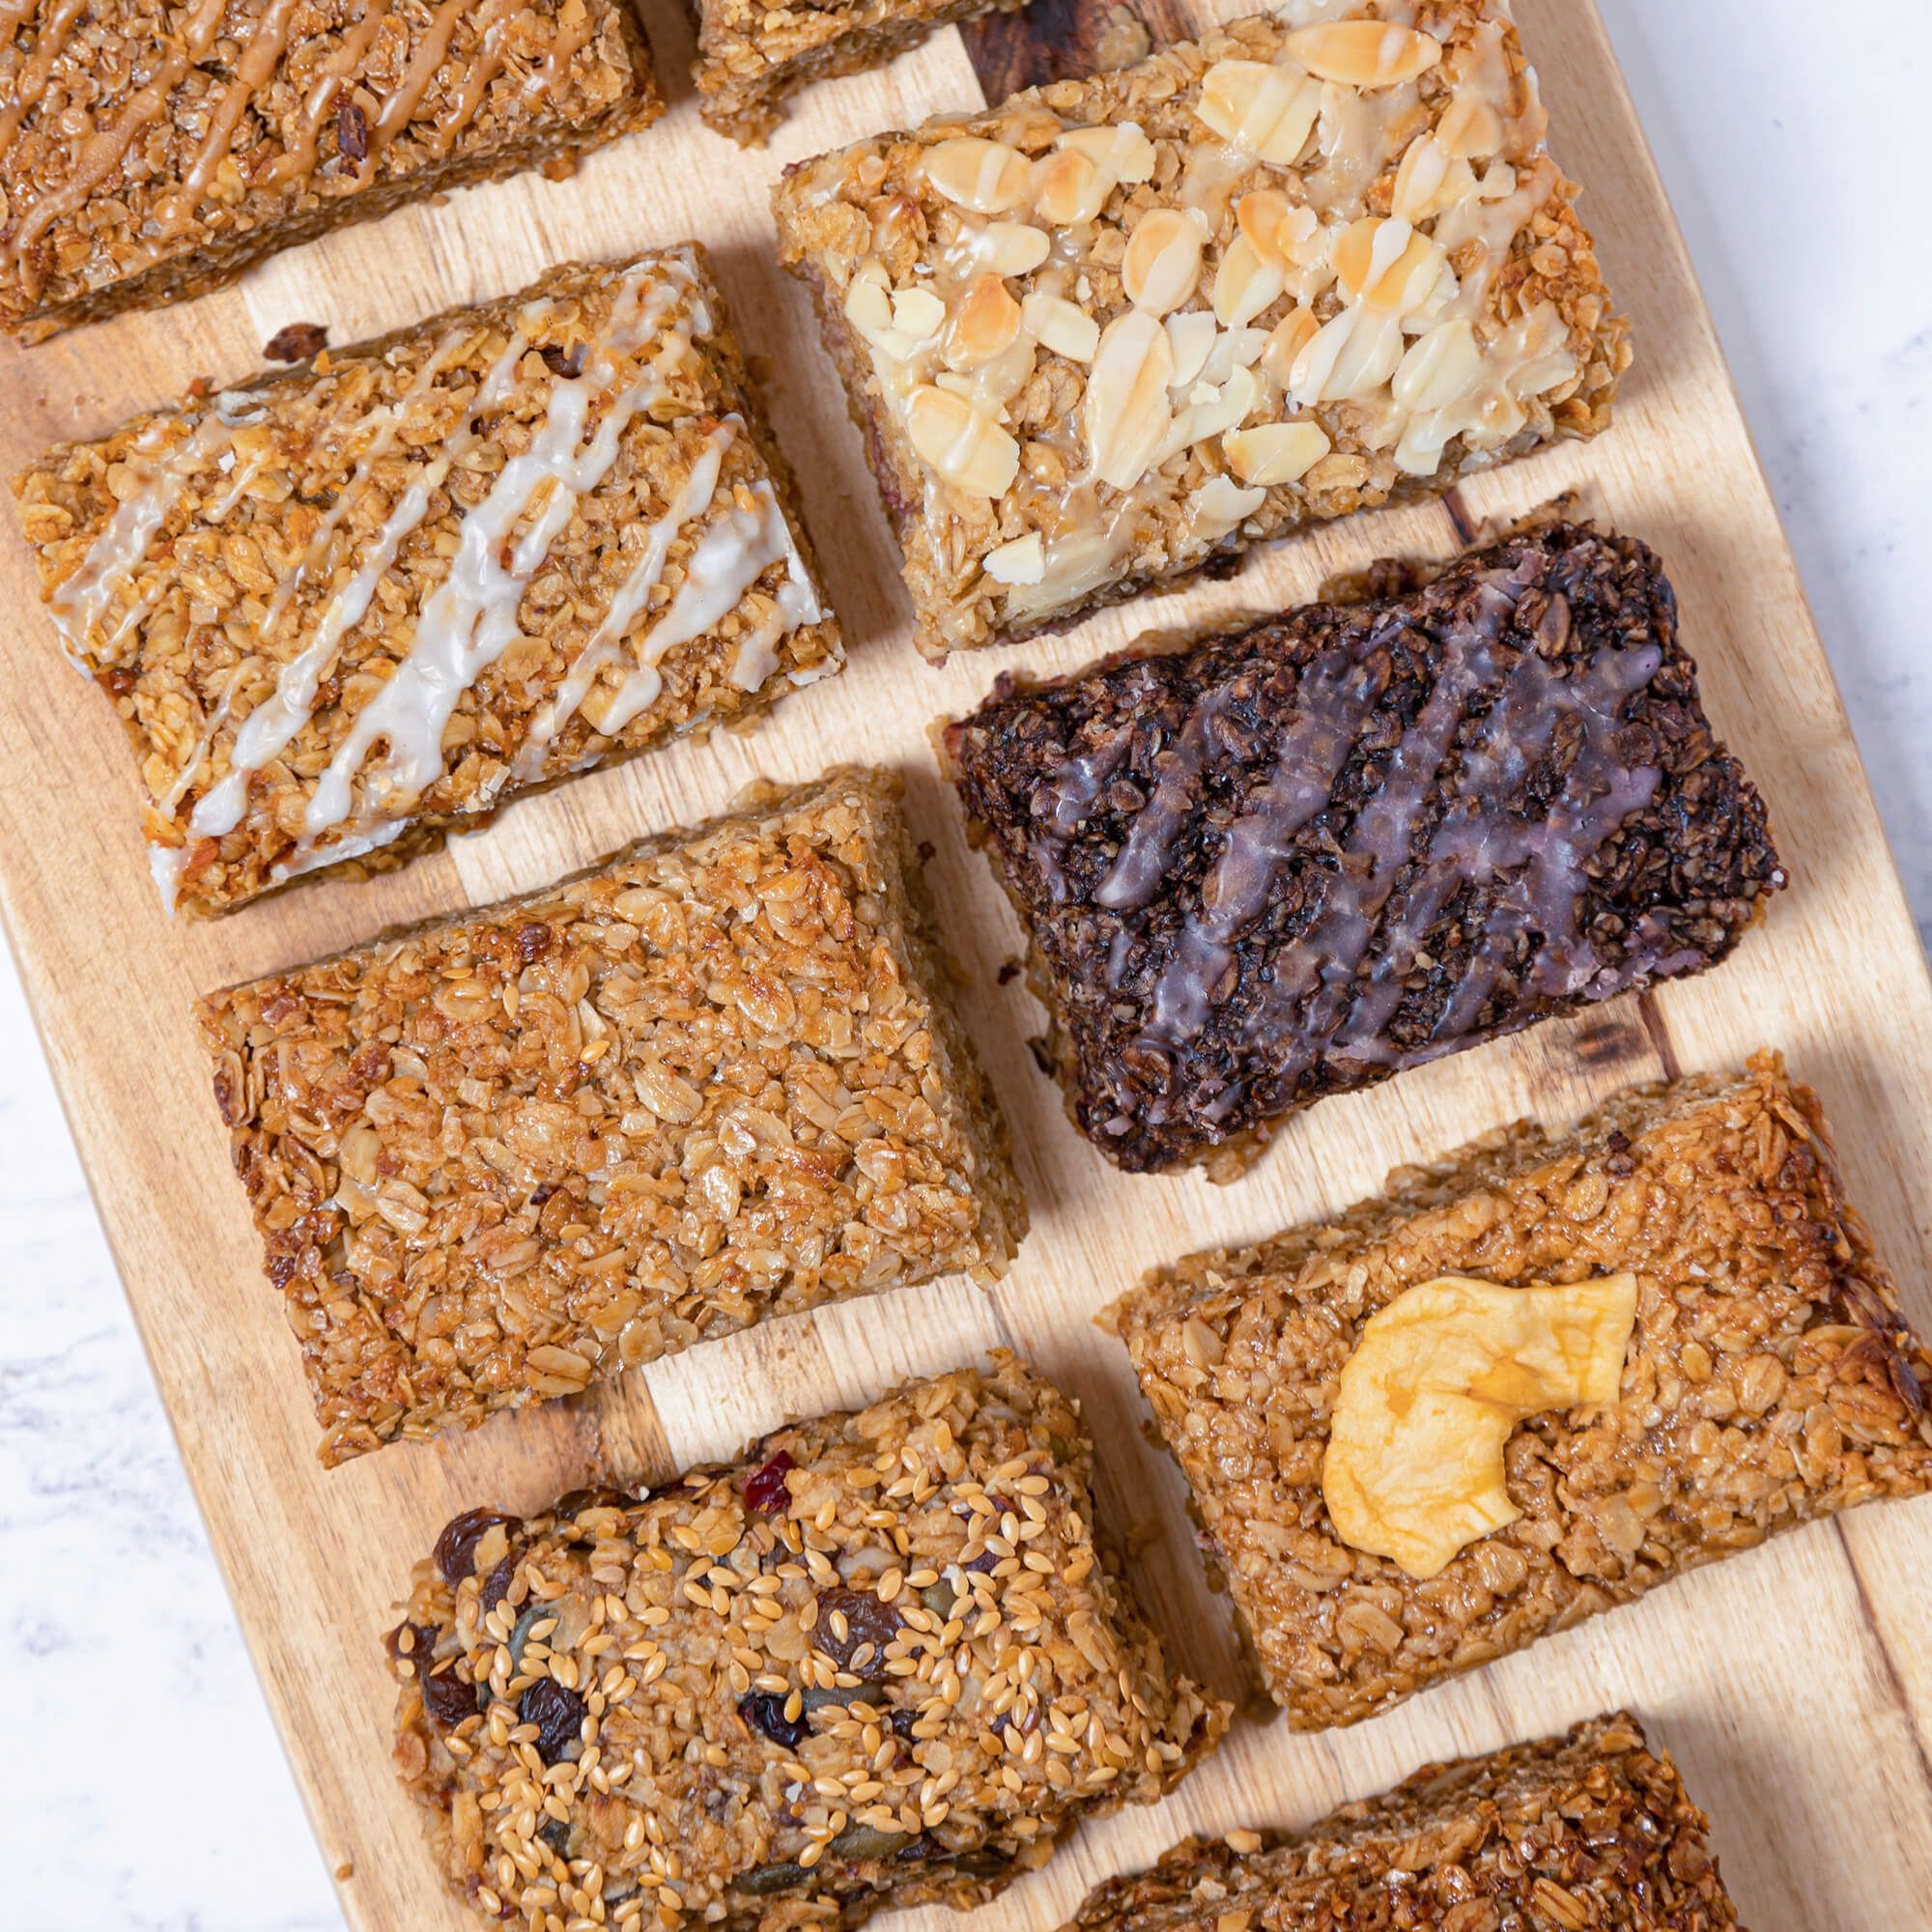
[[1108, 1053, 1932, 1731], [690, 0, 1021, 147], [15, 247, 841, 916], [1063, 1712, 1742, 1932], [945, 522, 1783, 1176], [390, 1357, 1229, 1929], [197, 769, 1024, 1465], [0, 1, 664, 337], [771, 2, 1628, 657]]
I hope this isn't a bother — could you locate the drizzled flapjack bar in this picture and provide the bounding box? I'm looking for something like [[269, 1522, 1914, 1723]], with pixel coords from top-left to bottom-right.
[[390, 1358, 1227, 1928], [945, 522, 1783, 1175], [15, 247, 841, 915], [0, 0, 664, 336], [773, 1, 1629, 656]]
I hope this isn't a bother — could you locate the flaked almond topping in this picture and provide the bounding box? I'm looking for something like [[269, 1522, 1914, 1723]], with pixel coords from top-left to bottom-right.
[[1085, 309, 1174, 490], [1235, 188, 1293, 270], [1224, 420, 1331, 486], [1163, 363, 1258, 460], [1058, 122, 1157, 183], [944, 275, 1023, 369], [842, 271, 892, 340], [1165, 310, 1218, 389], [905, 384, 1021, 498], [1392, 132, 1480, 223], [1034, 148, 1103, 226], [1393, 317, 1482, 413], [922, 136, 1033, 213], [970, 220, 1052, 277], [1189, 472, 1265, 537], [891, 286, 947, 339], [983, 531, 1045, 584], [1284, 20, 1442, 89], [1122, 208, 1208, 315], [1212, 233, 1286, 329], [1438, 90, 1505, 159], [1023, 291, 1100, 362], [1196, 59, 1323, 164], [1333, 215, 1447, 317], [1289, 305, 1403, 406], [1261, 305, 1320, 386]]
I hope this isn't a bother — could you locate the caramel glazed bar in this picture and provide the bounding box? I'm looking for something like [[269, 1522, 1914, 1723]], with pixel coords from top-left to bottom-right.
[[1110, 1053, 1932, 1731], [773, 0, 1630, 656], [0, 0, 664, 336], [1063, 1713, 1743, 1932], [198, 770, 1026, 1465], [15, 247, 842, 916], [947, 522, 1784, 1176], [390, 1359, 1229, 1929]]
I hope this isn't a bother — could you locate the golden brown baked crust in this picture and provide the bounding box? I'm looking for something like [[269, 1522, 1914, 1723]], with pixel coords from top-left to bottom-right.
[[198, 768, 1027, 1463], [1110, 1052, 1932, 1728]]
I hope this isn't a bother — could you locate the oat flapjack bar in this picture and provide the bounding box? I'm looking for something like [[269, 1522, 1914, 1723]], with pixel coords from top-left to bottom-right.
[[689, 0, 1021, 147], [945, 522, 1783, 1176], [197, 769, 1024, 1464], [15, 247, 841, 916], [1062, 1711, 1741, 1932], [1109, 1052, 1932, 1730], [390, 1356, 1228, 1929], [0, 0, 663, 337], [772, 1, 1628, 657]]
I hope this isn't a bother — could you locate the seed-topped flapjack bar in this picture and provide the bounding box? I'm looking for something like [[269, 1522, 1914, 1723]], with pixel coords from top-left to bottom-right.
[[772, 1, 1629, 656], [15, 247, 841, 916], [1063, 1713, 1743, 1931], [945, 522, 1783, 1176], [0, 0, 664, 336], [390, 1357, 1228, 1928], [197, 769, 1025, 1464], [1108, 1055, 1932, 1730]]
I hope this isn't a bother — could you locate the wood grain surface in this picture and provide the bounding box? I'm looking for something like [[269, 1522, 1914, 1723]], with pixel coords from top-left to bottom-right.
[[1, 4, 1927, 1928]]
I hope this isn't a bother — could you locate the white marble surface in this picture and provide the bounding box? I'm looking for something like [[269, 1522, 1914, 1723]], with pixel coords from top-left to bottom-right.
[[2, 5, 1927, 1927]]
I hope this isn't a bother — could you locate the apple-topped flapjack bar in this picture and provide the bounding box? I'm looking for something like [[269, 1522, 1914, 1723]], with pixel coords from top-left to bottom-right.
[[1107, 1052, 1932, 1731], [945, 521, 1783, 1177], [197, 770, 1025, 1465], [0, 0, 665, 338], [772, 0, 1629, 657], [14, 246, 841, 916], [389, 1358, 1228, 1929]]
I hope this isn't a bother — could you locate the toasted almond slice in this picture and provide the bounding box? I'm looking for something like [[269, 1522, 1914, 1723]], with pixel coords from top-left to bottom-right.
[[1290, 305, 1403, 405], [1284, 20, 1442, 89], [1438, 91, 1505, 159], [1085, 309, 1175, 490], [1196, 59, 1323, 163], [905, 384, 1021, 497], [1260, 305, 1320, 387], [1392, 132, 1480, 223], [1023, 291, 1100, 362], [923, 136, 1034, 213], [1213, 233, 1286, 328], [1225, 420, 1332, 486], [1122, 208, 1208, 315], [1190, 472, 1266, 537], [1165, 310, 1218, 390], [983, 531, 1045, 584], [944, 275, 1023, 369], [1034, 148, 1103, 226], [1058, 122, 1157, 184], [842, 270, 893, 341], [891, 286, 947, 339], [1393, 318, 1483, 412], [1334, 215, 1447, 317], [1235, 189, 1293, 270], [972, 220, 1052, 276]]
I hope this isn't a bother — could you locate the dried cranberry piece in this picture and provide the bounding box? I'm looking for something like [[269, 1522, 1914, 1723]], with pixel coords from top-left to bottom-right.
[[539, 344, 586, 380], [817, 1586, 901, 1679], [263, 321, 327, 363], [421, 1663, 481, 1730], [739, 1691, 810, 1749], [480, 1554, 517, 1617], [336, 95, 368, 161], [434, 1508, 518, 1585], [743, 1450, 795, 1515], [521, 1678, 585, 1765], [515, 921, 553, 961]]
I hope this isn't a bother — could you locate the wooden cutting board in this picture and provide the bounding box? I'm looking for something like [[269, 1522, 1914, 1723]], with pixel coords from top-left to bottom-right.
[[1, 3, 1926, 1927]]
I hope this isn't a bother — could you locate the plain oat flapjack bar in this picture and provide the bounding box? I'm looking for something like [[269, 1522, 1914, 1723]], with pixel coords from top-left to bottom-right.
[[688, 0, 1022, 147], [389, 1356, 1229, 1930], [197, 769, 1025, 1464], [1062, 1711, 1742, 1932], [945, 522, 1783, 1176], [0, 0, 664, 337], [772, 1, 1629, 657], [1108, 1053, 1932, 1730], [14, 246, 842, 916]]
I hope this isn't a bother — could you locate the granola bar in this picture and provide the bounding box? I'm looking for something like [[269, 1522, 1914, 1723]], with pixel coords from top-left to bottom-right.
[[1107, 1052, 1932, 1730], [0, 0, 664, 337], [197, 768, 1025, 1465], [771, 1, 1629, 658], [689, 0, 1022, 147], [389, 1356, 1229, 1929], [944, 522, 1783, 1176], [1063, 1711, 1741, 1932], [15, 246, 843, 916]]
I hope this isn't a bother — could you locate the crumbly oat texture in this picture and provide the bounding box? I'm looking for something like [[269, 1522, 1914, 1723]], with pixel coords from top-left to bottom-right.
[[945, 522, 1783, 1176], [771, 0, 1629, 658], [15, 246, 842, 916], [689, 0, 1021, 147], [0, 0, 664, 337], [390, 1356, 1229, 1929], [197, 769, 1025, 1464], [1062, 1711, 1742, 1932], [1108, 1052, 1932, 1730]]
